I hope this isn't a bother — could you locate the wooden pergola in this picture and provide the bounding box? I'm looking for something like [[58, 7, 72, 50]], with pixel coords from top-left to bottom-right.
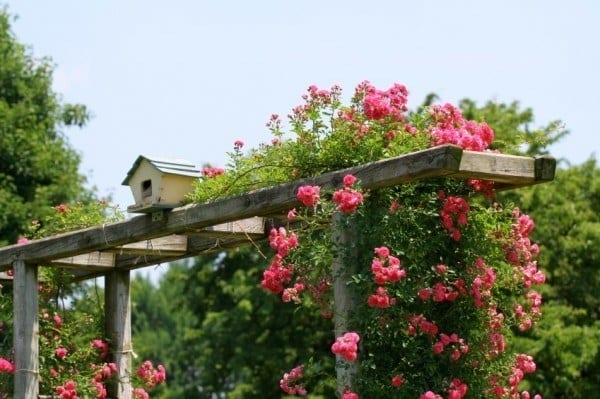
[[0, 145, 555, 398]]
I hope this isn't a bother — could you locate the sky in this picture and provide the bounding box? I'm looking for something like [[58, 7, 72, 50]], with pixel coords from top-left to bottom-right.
[[6, 0, 600, 213]]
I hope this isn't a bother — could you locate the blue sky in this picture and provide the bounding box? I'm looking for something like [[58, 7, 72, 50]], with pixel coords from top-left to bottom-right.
[[6, 0, 600, 212]]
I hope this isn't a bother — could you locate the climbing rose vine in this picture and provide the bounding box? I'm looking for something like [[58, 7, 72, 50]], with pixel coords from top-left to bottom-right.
[[0, 202, 167, 398], [188, 81, 546, 398]]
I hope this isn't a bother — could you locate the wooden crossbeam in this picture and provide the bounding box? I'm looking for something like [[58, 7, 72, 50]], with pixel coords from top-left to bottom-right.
[[0, 145, 555, 270], [52, 252, 116, 269], [191, 217, 266, 239], [108, 234, 188, 256]]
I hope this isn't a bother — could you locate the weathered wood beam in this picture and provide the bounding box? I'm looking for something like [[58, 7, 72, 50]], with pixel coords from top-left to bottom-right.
[[13, 260, 39, 398], [190, 217, 265, 239], [105, 270, 133, 399], [67, 235, 266, 281], [0, 146, 461, 267], [456, 151, 536, 183], [108, 234, 188, 256], [52, 251, 116, 269], [0, 145, 556, 269]]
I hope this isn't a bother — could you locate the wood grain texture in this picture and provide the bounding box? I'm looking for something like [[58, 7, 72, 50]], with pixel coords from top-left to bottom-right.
[[109, 234, 188, 255], [332, 214, 358, 396], [191, 217, 266, 239], [456, 151, 536, 183], [105, 271, 133, 399], [13, 260, 39, 398], [52, 251, 116, 269]]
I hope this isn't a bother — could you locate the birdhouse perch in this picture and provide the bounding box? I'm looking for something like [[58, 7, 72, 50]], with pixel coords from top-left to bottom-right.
[[122, 155, 202, 213]]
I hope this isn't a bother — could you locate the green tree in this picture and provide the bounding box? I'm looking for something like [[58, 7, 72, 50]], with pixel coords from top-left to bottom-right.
[[511, 160, 600, 398], [461, 98, 599, 397], [0, 6, 91, 246], [132, 248, 335, 399]]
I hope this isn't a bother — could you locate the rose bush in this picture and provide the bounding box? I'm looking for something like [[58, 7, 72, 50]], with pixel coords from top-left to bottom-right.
[[0, 201, 167, 398], [189, 81, 546, 398]]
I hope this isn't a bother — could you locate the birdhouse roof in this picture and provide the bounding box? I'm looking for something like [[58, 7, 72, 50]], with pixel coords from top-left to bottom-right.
[[122, 155, 202, 185]]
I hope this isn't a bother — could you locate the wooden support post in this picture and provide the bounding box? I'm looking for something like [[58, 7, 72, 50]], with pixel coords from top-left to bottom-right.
[[105, 270, 133, 399], [332, 213, 358, 395], [13, 259, 39, 398]]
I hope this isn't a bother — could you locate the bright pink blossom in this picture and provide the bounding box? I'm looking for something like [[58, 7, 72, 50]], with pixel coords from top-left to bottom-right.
[[55, 347, 68, 360], [56, 380, 77, 399], [367, 286, 394, 308], [420, 391, 442, 399], [0, 357, 14, 373], [448, 378, 468, 399], [261, 255, 292, 294], [136, 360, 167, 388], [331, 332, 360, 362], [54, 313, 62, 327], [94, 381, 107, 399], [371, 247, 406, 285], [429, 103, 494, 151], [280, 365, 307, 396], [361, 82, 408, 121], [202, 166, 225, 178], [343, 174, 358, 187], [408, 314, 439, 337], [133, 388, 150, 399], [332, 187, 363, 213], [92, 339, 110, 359], [440, 196, 470, 241], [269, 227, 299, 257], [296, 185, 321, 207]]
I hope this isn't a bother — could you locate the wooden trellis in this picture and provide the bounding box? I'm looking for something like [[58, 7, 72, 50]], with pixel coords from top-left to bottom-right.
[[0, 145, 555, 398]]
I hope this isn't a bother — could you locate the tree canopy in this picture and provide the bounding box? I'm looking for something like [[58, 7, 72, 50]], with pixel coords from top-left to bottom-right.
[[0, 6, 91, 246]]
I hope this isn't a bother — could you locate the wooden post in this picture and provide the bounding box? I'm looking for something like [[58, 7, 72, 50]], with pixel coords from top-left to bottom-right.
[[332, 213, 358, 395], [105, 270, 133, 399], [13, 259, 39, 398]]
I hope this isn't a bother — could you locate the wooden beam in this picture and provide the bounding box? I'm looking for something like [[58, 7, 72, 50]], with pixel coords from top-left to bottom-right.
[[191, 217, 266, 239], [13, 260, 39, 398], [108, 234, 188, 256], [455, 151, 536, 183], [52, 252, 116, 269], [66, 235, 265, 281], [0, 146, 461, 267], [105, 270, 133, 399], [0, 145, 556, 269]]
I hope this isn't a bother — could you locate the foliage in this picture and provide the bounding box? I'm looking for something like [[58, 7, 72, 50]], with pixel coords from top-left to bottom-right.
[[130, 250, 336, 399], [457, 98, 567, 157], [0, 6, 92, 247], [0, 201, 169, 397], [130, 88, 597, 398], [186, 82, 549, 398], [0, 202, 170, 398], [508, 160, 600, 398]]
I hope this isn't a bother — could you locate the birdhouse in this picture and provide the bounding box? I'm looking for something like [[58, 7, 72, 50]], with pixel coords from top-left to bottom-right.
[[122, 155, 202, 213]]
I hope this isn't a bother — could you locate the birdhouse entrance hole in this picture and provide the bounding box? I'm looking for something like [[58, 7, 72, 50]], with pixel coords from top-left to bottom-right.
[[141, 179, 152, 200]]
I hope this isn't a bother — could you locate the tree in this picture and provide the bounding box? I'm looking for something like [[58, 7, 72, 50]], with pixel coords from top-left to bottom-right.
[[0, 6, 91, 246], [510, 160, 600, 398], [132, 249, 335, 399]]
